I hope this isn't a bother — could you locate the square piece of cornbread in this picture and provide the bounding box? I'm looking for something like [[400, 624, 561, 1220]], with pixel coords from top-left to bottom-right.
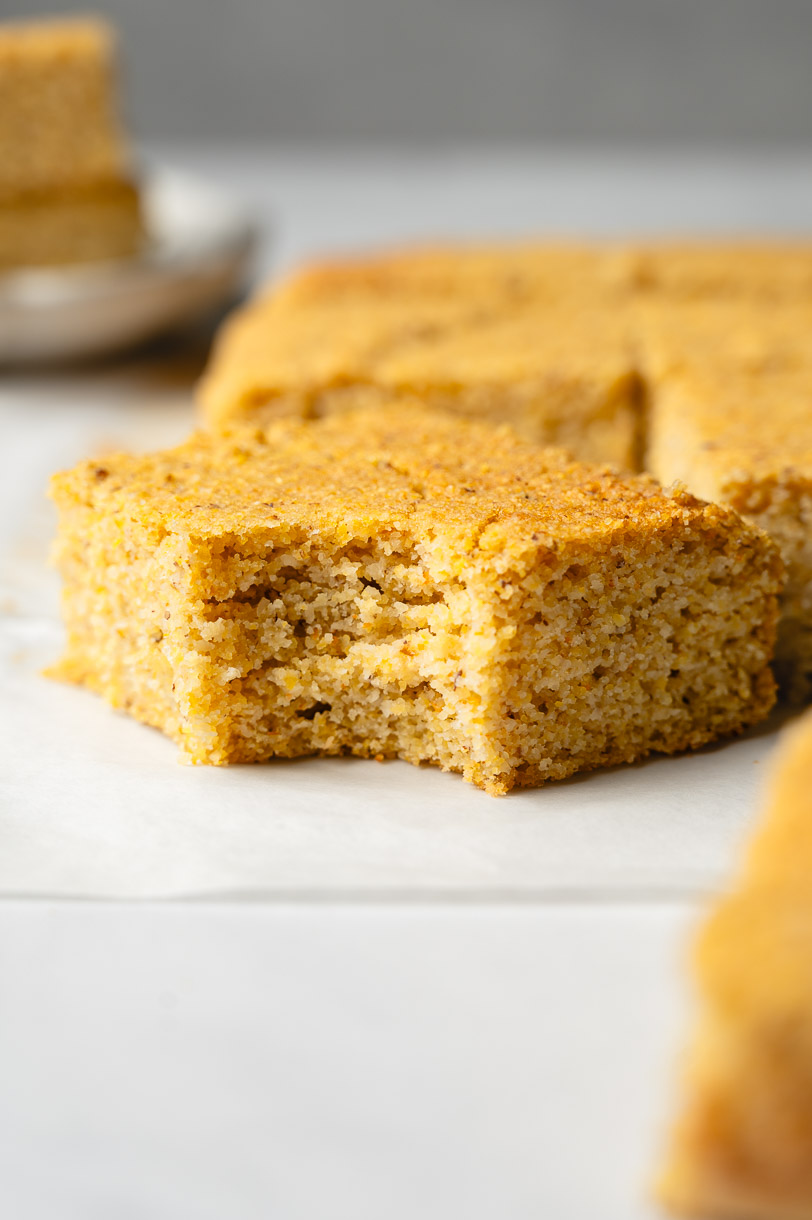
[[50, 408, 780, 794], [660, 711, 812, 1219], [198, 246, 642, 469], [643, 301, 812, 700], [0, 16, 142, 267]]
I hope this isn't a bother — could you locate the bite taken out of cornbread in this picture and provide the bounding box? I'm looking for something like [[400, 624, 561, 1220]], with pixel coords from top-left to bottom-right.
[[0, 16, 142, 268], [659, 710, 812, 1220], [198, 245, 644, 469], [642, 300, 812, 701], [50, 407, 780, 795]]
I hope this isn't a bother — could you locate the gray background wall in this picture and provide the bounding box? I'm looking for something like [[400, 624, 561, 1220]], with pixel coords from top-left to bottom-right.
[[5, 0, 812, 144]]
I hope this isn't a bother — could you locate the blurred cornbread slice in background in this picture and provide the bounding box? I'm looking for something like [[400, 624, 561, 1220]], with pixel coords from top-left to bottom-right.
[[198, 246, 644, 468], [642, 300, 812, 701], [660, 711, 812, 1219], [0, 15, 142, 268], [49, 406, 779, 794]]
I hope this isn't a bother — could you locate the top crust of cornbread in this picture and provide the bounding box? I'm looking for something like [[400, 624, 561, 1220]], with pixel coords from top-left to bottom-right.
[[53, 406, 745, 553], [0, 16, 130, 199], [198, 239, 812, 472], [197, 244, 641, 467]]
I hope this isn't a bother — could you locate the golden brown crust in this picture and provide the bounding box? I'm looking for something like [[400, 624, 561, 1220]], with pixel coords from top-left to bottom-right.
[[197, 244, 642, 467]]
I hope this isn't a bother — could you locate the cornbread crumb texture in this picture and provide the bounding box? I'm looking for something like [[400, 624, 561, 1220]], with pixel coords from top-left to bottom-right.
[[660, 711, 812, 1219], [50, 407, 780, 794], [0, 15, 142, 267]]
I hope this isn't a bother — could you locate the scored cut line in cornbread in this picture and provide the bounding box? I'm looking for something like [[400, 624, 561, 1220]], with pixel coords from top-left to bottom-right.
[[659, 711, 812, 1219], [50, 407, 781, 794]]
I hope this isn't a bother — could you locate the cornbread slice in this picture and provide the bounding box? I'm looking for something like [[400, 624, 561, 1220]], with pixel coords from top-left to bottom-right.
[[643, 301, 812, 701], [50, 407, 780, 794], [198, 247, 642, 468], [0, 16, 141, 267], [660, 711, 812, 1219], [0, 17, 129, 196]]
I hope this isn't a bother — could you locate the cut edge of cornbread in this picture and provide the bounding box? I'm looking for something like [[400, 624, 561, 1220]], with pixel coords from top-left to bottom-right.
[[659, 711, 812, 1219], [647, 371, 812, 702], [49, 408, 781, 794]]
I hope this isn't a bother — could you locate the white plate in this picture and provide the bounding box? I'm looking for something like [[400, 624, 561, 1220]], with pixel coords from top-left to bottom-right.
[[0, 168, 258, 363]]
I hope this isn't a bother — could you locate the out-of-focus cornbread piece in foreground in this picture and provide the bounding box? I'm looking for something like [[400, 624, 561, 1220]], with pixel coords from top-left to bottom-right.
[[197, 246, 643, 468], [49, 407, 779, 795], [0, 16, 142, 267], [643, 301, 812, 701], [660, 711, 812, 1219]]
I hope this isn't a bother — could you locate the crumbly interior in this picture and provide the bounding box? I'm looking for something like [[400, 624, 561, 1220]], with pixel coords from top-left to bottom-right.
[[50, 409, 781, 794]]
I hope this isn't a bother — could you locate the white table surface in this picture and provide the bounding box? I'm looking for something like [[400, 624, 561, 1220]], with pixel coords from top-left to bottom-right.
[[3, 146, 808, 1219]]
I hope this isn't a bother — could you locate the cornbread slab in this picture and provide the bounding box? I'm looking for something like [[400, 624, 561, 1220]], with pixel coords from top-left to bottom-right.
[[0, 16, 141, 267], [642, 300, 812, 700], [50, 407, 780, 795], [660, 711, 812, 1219], [198, 245, 643, 469]]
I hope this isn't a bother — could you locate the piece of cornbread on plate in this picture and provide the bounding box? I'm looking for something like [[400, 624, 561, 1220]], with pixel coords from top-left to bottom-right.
[[0, 16, 142, 268], [49, 407, 779, 794], [659, 711, 812, 1219], [198, 246, 643, 469]]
